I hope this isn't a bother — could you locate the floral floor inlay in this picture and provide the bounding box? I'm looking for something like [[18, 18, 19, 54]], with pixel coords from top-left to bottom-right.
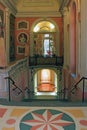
[[0, 105, 87, 130]]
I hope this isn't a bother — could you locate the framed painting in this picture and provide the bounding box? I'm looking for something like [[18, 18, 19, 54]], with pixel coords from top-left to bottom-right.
[[17, 46, 25, 54], [18, 32, 28, 44], [17, 21, 29, 30]]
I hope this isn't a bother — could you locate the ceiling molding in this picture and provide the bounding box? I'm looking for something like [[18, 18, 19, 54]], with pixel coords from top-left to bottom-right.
[[22, 0, 54, 7], [59, 0, 70, 11], [0, 0, 69, 17], [16, 11, 62, 18], [0, 0, 17, 15]]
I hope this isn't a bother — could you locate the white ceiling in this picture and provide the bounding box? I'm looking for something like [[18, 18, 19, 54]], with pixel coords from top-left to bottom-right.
[[8, 0, 69, 17]]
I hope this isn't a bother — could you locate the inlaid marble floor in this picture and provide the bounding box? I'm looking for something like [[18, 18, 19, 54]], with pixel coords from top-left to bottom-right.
[[0, 105, 87, 130]]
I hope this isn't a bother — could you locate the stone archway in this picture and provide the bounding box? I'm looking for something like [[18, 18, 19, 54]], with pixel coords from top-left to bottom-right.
[[34, 69, 58, 96], [29, 18, 60, 57]]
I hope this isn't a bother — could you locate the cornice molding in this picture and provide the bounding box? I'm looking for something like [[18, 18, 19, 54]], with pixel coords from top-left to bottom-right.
[[0, 0, 17, 15], [59, 0, 70, 11], [16, 11, 62, 18]]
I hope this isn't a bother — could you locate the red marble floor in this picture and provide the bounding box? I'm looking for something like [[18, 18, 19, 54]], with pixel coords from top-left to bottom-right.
[[38, 83, 55, 92]]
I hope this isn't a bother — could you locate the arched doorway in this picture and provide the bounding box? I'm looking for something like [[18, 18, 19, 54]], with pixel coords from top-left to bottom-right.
[[30, 19, 60, 57], [29, 19, 62, 99], [34, 69, 58, 96]]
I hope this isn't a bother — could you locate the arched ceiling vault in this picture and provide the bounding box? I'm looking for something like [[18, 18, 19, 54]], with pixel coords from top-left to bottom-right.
[[5, 0, 70, 17]]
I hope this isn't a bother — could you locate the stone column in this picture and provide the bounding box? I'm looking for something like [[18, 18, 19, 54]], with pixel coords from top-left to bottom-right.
[[80, 0, 87, 76], [62, 8, 70, 67], [5, 8, 10, 64]]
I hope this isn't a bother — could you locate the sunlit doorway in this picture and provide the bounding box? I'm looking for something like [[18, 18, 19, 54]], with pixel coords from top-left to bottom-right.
[[30, 19, 60, 57], [34, 69, 58, 97]]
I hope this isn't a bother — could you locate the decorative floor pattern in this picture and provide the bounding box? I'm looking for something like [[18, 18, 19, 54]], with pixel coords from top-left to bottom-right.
[[0, 105, 87, 130]]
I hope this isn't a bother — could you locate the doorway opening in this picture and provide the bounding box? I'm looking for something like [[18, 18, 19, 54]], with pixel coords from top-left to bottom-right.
[[34, 69, 58, 97], [30, 19, 60, 57]]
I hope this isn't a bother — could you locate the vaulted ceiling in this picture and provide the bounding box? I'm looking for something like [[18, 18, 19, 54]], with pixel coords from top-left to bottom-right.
[[8, 0, 69, 17]]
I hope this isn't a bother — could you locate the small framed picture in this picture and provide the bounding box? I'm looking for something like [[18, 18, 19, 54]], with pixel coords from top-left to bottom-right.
[[17, 21, 29, 30], [18, 33, 28, 44], [17, 46, 25, 54]]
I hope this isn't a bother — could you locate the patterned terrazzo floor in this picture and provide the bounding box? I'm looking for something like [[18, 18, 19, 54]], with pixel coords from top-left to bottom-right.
[[0, 104, 87, 130]]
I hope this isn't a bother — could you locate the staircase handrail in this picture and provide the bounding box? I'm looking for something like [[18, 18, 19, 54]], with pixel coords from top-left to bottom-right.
[[70, 76, 87, 102], [5, 76, 23, 101], [71, 77, 87, 92], [24, 87, 30, 93]]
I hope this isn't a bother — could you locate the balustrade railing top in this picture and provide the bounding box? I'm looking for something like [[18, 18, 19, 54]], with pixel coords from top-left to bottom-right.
[[29, 55, 63, 66]]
